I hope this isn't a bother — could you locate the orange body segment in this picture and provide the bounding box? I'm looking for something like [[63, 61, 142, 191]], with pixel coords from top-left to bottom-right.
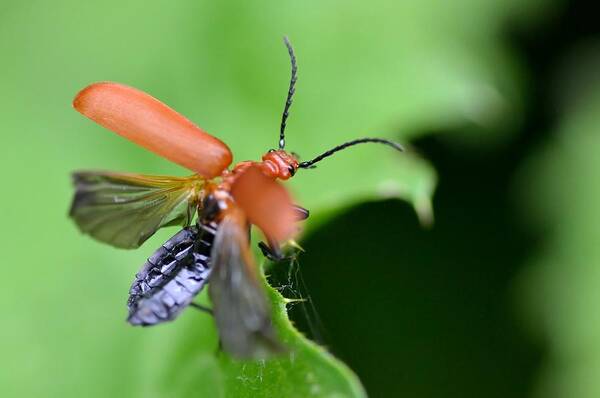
[[73, 82, 232, 178], [230, 165, 297, 243]]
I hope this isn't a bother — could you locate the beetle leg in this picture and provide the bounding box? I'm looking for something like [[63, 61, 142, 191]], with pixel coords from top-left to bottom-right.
[[215, 339, 223, 357], [293, 205, 310, 220], [258, 206, 307, 261], [258, 240, 286, 262], [189, 302, 213, 315]]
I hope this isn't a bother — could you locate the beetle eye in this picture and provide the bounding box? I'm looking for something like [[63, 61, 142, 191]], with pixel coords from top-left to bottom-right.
[[288, 166, 296, 176], [268, 149, 276, 153]]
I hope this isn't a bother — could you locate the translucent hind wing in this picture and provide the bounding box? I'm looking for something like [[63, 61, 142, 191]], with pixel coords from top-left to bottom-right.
[[70, 171, 204, 249], [208, 209, 284, 358]]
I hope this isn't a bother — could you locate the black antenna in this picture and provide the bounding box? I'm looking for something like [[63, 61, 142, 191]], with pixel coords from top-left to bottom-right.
[[279, 36, 297, 150], [298, 138, 404, 169]]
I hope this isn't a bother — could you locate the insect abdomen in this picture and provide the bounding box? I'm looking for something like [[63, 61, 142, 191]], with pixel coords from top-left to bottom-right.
[[127, 222, 217, 326]]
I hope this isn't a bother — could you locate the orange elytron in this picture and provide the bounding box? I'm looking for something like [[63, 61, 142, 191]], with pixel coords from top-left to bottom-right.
[[69, 37, 404, 358]]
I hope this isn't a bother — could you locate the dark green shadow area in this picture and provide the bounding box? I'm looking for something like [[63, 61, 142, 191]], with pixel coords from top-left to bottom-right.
[[268, 2, 600, 393], [277, 135, 544, 398]]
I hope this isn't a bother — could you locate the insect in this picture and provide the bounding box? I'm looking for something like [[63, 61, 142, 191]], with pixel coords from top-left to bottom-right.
[[69, 37, 404, 358]]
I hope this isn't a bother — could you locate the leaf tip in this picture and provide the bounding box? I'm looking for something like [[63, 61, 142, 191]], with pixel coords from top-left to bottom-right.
[[414, 194, 434, 227]]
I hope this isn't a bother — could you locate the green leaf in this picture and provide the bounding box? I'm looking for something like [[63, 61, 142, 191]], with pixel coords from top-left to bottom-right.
[[216, 283, 366, 398], [129, 271, 365, 398]]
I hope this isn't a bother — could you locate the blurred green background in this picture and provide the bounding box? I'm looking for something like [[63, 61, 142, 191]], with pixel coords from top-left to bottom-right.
[[1, 0, 599, 397]]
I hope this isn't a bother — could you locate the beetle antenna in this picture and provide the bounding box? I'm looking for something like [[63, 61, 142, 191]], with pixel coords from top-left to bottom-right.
[[279, 36, 297, 150], [298, 138, 404, 169]]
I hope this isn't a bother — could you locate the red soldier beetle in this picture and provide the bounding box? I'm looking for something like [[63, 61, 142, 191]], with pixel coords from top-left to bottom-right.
[[69, 37, 404, 358]]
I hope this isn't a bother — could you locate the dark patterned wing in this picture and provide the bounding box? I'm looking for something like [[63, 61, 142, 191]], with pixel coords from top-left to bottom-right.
[[208, 209, 284, 358], [127, 222, 217, 326], [70, 171, 204, 249]]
